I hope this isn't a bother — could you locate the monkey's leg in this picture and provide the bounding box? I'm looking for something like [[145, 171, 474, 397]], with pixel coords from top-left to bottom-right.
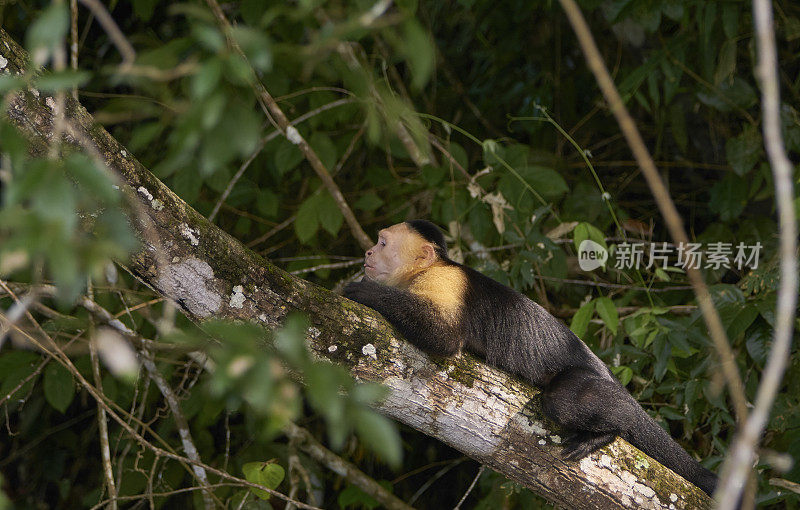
[[541, 368, 639, 461]]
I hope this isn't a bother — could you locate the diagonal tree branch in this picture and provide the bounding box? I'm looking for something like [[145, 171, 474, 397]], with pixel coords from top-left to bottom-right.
[[1, 28, 712, 510]]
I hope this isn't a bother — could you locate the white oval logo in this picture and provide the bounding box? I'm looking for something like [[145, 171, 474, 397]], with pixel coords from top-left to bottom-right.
[[578, 240, 608, 271]]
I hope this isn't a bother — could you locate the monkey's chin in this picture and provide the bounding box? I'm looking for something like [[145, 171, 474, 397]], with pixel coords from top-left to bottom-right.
[[363, 267, 386, 282]]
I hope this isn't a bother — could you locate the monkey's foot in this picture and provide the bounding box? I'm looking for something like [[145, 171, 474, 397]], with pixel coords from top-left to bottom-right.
[[561, 432, 617, 461]]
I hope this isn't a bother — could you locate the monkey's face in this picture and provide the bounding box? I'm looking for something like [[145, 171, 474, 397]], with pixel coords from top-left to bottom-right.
[[364, 223, 410, 284], [364, 223, 437, 286]]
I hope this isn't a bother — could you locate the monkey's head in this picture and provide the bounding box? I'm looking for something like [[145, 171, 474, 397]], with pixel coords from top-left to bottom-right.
[[363, 220, 448, 286]]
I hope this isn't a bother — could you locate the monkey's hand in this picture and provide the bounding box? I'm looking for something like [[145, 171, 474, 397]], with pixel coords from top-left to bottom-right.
[[343, 280, 386, 309]]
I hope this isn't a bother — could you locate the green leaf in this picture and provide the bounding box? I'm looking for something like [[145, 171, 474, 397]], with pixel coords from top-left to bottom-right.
[[520, 165, 569, 200], [295, 195, 320, 243], [191, 58, 223, 99], [274, 139, 304, 175], [653, 335, 671, 381], [308, 132, 338, 172], [402, 19, 434, 90], [654, 267, 670, 282], [570, 300, 595, 339], [230, 26, 272, 72], [26, 3, 69, 56], [725, 125, 761, 176], [725, 304, 758, 340], [44, 363, 74, 413], [0, 351, 40, 379], [65, 153, 117, 202], [573, 222, 608, 253], [786, 17, 800, 42], [0, 121, 30, 164], [132, 0, 159, 21], [317, 191, 343, 236], [338, 484, 382, 510], [0, 360, 39, 403], [35, 70, 91, 93], [697, 78, 757, 112], [354, 193, 384, 212], [0, 75, 24, 94], [709, 174, 747, 221], [242, 461, 285, 500], [611, 366, 633, 386], [256, 189, 278, 218], [722, 3, 740, 39], [745, 323, 770, 365], [595, 297, 618, 335], [713, 40, 737, 86], [662, 1, 684, 21], [354, 409, 402, 468]]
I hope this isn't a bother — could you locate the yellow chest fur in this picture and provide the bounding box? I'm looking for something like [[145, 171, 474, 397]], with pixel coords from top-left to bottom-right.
[[408, 265, 467, 324]]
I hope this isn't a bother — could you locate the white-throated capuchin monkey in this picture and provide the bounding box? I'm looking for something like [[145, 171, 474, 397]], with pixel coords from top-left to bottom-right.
[[344, 219, 718, 496]]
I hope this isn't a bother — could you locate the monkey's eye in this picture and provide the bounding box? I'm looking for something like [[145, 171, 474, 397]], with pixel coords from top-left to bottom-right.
[[380, 240, 386, 247]]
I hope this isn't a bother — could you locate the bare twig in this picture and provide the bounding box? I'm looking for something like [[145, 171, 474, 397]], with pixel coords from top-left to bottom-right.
[[283, 422, 414, 510], [90, 482, 252, 509], [769, 478, 800, 495], [453, 464, 484, 510], [140, 351, 216, 510], [0, 291, 38, 350], [289, 259, 365, 275], [716, 1, 798, 508], [90, 327, 119, 510], [247, 215, 296, 249], [70, 0, 78, 99], [557, 0, 749, 424], [204, 0, 373, 250], [409, 458, 466, 505], [76, 0, 135, 70]]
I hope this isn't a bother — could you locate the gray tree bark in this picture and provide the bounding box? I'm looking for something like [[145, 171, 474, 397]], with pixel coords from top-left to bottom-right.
[[1, 28, 712, 510]]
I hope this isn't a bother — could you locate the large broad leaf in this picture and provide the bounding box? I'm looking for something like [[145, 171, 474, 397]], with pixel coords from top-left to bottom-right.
[[709, 174, 747, 221], [725, 125, 762, 176], [317, 191, 344, 237], [570, 300, 595, 339], [26, 3, 68, 56], [242, 461, 285, 500], [573, 222, 607, 253], [44, 363, 74, 413], [519, 165, 569, 201], [308, 132, 338, 172], [295, 194, 320, 243], [274, 139, 304, 176], [595, 297, 619, 336], [402, 19, 434, 90], [354, 409, 402, 468]]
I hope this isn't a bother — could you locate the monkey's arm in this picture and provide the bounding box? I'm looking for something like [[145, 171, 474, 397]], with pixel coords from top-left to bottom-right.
[[344, 280, 463, 356]]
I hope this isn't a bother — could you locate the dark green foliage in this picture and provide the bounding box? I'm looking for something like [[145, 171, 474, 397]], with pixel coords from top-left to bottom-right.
[[1, 0, 799, 508]]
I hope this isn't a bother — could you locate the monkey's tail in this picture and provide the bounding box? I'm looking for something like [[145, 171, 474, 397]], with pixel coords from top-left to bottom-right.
[[623, 406, 718, 496]]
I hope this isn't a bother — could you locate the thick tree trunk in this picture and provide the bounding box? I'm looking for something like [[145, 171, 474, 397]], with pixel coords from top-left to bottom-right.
[[1, 28, 712, 510]]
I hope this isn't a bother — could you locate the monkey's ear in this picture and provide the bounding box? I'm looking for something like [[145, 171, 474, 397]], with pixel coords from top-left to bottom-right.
[[419, 244, 437, 267]]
